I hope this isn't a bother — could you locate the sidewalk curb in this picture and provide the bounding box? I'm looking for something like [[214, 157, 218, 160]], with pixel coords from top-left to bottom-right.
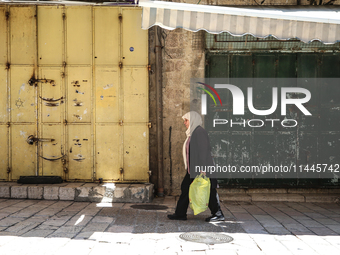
[[0, 182, 154, 203]]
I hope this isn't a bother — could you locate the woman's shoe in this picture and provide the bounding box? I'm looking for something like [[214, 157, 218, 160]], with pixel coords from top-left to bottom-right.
[[205, 214, 225, 222], [167, 214, 187, 220]]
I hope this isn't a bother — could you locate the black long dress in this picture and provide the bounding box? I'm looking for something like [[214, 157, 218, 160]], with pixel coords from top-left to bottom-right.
[[175, 125, 221, 217]]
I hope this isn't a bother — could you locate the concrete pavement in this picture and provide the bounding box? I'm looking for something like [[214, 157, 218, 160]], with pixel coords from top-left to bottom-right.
[[0, 197, 339, 255]]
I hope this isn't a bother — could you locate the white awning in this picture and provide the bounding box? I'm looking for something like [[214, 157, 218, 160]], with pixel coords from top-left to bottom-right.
[[139, 0, 340, 44]]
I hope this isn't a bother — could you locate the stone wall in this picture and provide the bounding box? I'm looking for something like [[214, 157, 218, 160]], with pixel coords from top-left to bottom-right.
[[161, 29, 205, 195]]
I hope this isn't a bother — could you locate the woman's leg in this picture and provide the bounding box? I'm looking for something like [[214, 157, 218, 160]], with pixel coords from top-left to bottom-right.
[[206, 188, 224, 222], [174, 173, 191, 217]]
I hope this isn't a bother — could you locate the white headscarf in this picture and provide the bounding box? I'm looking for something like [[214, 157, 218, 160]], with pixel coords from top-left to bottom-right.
[[182, 111, 203, 170]]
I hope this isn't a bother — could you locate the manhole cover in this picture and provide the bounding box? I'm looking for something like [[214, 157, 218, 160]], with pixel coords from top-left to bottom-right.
[[130, 204, 168, 210], [179, 232, 233, 245]]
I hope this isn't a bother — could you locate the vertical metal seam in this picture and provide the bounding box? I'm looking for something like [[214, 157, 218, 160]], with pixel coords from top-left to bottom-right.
[[64, 5, 68, 181], [146, 8, 150, 183], [250, 53, 255, 178], [92, 6, 95, 182], [35, 5, 40, 176], [62, 5, 67, 180], [274, 53, 278, 169], [119, 7, 124, 181], [316, 54, 321, 165], [6, 4, 11, 181], [295, 53, 299, 171], [146, 41, 150, 183]]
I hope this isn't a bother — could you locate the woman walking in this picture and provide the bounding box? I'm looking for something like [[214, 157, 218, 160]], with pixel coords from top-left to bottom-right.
[[167, 111, 224, 222]]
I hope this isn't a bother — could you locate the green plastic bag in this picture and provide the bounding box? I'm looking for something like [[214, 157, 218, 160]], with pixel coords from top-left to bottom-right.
[[189, 174, 211, 215]]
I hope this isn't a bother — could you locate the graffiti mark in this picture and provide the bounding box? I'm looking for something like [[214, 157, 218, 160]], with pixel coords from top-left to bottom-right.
[[29, 77, 55, 86], [15, 98, 24, 108], [19, 83, 25, 95], [221, 140, 229, 145], [73, 114, 82, 120], [72, 80, 80, 87], [74, 101, 83, 107], [73, 139, 82, 147], [45, 102, 59, 107], [73, 154, 85, 162], [41, 155, 64, 161], [75, 90, 85, 95], [20, 130, 27, 138], [73, 98, 83, 106], [40, 96, 64, 102], [103, 84, 113, 90]]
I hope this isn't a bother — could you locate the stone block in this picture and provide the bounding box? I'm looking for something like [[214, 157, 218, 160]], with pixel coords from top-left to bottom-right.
[[165, 32, 178, 47], [220, 194, 251, 202], [145, 184, 154, 203], [246, 188, 288, 194], [130, 185, 145, 203], [251, 194, 305, 202], [165, 61, 175, 72], [304, 194, 340, 203], [218, 188, 247, 195], [90, 186, 105, 202], [99, 183, 115, 203], [288, 188, 330, 194], [112, 184, 130, 202], [0, 186, 10, 198], [74, 186, 104, 202], [164, 48, 184, 59], [75, 187, 92, 202], [175, 60, 186, 72], [43, 186, 59, 200], [28, 186, 43, 200], [11, 186, 28, 199], [59, 187, 75, 200]]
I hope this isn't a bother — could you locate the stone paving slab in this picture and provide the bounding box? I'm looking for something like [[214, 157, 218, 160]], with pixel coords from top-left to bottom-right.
[[220, 194, 252, 202], [0, 198, 339, 254], [252, 193, 306, 202]]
